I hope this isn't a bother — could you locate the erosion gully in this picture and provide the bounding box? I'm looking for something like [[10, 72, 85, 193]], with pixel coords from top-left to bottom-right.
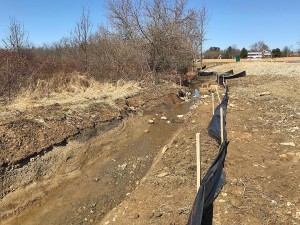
[[1, 85, 202, 225]]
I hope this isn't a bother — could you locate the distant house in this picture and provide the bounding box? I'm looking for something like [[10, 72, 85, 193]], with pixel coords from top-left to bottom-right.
[[247, 51, 263, 59], [247, 50, 272, 59], [262, 50, 272, 58]]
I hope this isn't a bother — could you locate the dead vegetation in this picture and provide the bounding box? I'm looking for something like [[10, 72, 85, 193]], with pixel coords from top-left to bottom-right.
[[3, 73, 141, 113], [0, 0, 209, 103]]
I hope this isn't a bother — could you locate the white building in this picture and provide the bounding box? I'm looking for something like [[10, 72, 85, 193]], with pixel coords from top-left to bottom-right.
[[248, 50, 272, 60], [247, 51, 263, 59]]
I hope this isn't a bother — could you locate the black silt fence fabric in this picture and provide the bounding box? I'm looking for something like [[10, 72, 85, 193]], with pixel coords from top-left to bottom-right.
[[199, 71, 215, 76], [217, 71, 246, 84], [187, 184, 205, 225], [201, 142, 228, 207], [224, 71, 246, 79], [208, 87, 229, 144], [225, 69, 234, 75], [216, 70, 234, 78], [216, 70, 233, 85], [187, 142, 229, 225]]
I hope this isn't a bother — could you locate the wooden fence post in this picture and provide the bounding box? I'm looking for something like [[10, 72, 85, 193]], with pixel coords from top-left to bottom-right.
[[220, 107, 224, 143], [196, 133, 201, 191], [212, 93, 215, 115]]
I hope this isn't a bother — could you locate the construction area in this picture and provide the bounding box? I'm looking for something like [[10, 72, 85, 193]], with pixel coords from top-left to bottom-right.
[[1, 61, 300, 224]]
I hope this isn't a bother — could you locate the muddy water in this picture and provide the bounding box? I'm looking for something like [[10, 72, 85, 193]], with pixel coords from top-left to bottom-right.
[[2, 98, 194, 225]]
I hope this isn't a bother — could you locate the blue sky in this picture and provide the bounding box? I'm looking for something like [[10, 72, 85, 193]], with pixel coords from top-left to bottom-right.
[[203, 0, 300, 50], [0, 0, 300, 50]]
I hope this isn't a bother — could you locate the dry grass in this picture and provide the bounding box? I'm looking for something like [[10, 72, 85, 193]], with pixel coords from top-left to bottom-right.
[[4, 72, 141, 112]]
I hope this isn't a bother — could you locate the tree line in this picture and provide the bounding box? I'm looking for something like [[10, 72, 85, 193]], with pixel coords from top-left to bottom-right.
[[204, 41, 299, 59], [0, 0, 209, 102]]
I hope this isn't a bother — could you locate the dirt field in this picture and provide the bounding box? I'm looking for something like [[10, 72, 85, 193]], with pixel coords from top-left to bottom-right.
[[203, 56, 300, 63], [1, 62, 300, 224]]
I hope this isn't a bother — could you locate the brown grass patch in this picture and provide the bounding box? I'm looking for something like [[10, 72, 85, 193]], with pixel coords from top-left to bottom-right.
[[5, 72, 141, 111]]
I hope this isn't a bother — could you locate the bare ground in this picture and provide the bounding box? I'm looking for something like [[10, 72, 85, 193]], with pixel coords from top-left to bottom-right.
[[1, 62, 300, 225]]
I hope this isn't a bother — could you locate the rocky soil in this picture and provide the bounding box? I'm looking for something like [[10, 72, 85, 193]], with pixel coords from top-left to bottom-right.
[[101, 62, 300, 225], [1, 61, 300, 225]]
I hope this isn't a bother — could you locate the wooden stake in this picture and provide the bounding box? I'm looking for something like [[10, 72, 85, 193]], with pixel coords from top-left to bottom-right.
[[220, 107, 224, 143], [196, 133, 201, 191], [212, 92, 215, 115], [216, 86, 221, 103]]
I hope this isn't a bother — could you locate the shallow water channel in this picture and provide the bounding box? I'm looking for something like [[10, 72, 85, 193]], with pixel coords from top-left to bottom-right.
[[2, 94, 195, 225]]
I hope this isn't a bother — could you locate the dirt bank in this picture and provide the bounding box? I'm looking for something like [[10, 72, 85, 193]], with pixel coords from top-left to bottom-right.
[[0, 77, 187, 223]]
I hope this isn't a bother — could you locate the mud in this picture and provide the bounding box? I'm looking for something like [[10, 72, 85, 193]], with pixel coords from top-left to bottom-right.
[[0, 83, 194, 224]]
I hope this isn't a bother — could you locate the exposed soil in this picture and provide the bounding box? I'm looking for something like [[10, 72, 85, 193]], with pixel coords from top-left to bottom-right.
[[1, 62, 300, 225]]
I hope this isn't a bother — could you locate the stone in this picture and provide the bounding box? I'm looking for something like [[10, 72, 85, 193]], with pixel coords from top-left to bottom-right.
[[162, 146, 169, 154], [129, 106, 137, 111], [296, 210, 300, 219], [157, 172, 169, 177], [161, 116, 168, 120], [280, 142, 296, 147], [259, 92, 270, 96], [148, 120, 154, 124], [271, 200, 277, 205], [119, 163, 127, 171], [287, 202, 293, 207], [279, 154, 287, 160], [154, 212, 163, 218], [177, 115, 184, 118]]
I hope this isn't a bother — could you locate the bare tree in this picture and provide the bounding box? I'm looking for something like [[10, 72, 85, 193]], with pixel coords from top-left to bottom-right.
[[71, 7, 92, 72], [2, 17, 30, 52], [249, 41, 269, 52], [195, 4, 209, 69], [107, 0, 203, 74], [1, 18, 31, 101], [282, 45, 293, 57]]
